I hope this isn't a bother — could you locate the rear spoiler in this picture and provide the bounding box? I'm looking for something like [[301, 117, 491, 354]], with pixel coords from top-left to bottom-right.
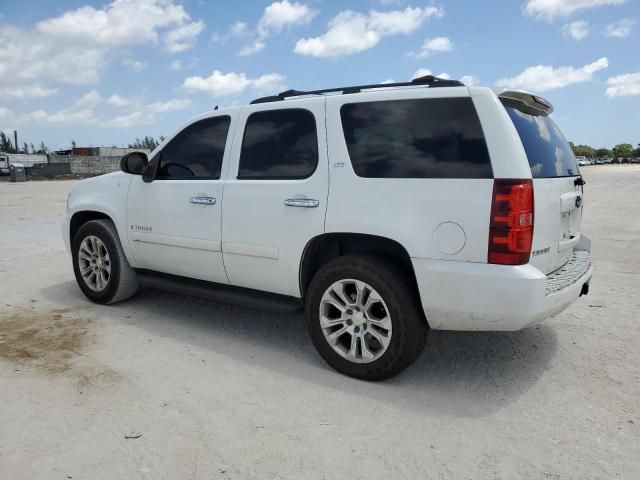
[[493, 89, 554, 115]]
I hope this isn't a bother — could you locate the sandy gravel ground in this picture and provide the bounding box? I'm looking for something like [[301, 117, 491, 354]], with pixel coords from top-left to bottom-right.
[[0, 166, 638, 480]]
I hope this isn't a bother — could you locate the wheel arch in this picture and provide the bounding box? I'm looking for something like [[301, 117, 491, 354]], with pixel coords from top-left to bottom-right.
[[70, 210, 113, 244], [299, 233, 422, 307]]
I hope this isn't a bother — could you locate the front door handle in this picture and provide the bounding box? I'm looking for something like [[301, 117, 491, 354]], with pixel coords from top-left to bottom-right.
[[190, 196, 216, 205], [284, 198, 319, 208]]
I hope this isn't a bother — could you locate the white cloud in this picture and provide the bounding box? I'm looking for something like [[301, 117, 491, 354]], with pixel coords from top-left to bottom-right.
[[460, 75, 478, 86], [0, 107, 10, 120], [0, 24, 105, 95], [604, 18, 635, 37], [122, 59, 147, 72], [294, 5, 443, 58], [29, 90, 102, 125], [108, 94, 130, 107], [239, 40, 266, 56], [30, 108, 95, 125], [182, 70, 286, 97], [258, 1, 316, 36], [412, 68, 451, 80], [0, 0, 204, 101], [211, 21, 250, 45], [105, 98, 192, 128], [76, 90, 101, 108], [250, 73, 288, 92], [236, 1, 316, 56], [147, 98, 192, 113], [230, 21, 249, 37], [496, 57, 608, 92], [164, 20, 204, 53], [169, 58, 198, 71], [606, 72, 640, 97], [409, 36, 454, 58], [36, 0, 204, 50], [524, 0, 625, 21], [562, 20, 590, 39], [381, 79, 396, 84], [0, 85, 57, 99], [413, 68, 432, 78]]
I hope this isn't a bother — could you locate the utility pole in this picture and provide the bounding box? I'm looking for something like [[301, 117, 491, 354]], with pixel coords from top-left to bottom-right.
[[14, 130, 18, 154]]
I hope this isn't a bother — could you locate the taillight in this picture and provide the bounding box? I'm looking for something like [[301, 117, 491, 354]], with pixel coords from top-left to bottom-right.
[[488, 179, 534, 265]]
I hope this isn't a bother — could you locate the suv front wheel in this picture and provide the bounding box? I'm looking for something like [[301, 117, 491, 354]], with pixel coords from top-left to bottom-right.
[[72, 219, 139, 304], [305, 255, 427, 380]]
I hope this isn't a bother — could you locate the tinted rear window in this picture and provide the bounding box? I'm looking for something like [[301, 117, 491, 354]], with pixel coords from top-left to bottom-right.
[[504, 104, 578, 178], [340, 98, 492, 178]]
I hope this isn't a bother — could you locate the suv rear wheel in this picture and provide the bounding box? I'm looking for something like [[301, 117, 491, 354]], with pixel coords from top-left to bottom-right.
[[72, 219, 139, 304], [305, 255, 427, 380]]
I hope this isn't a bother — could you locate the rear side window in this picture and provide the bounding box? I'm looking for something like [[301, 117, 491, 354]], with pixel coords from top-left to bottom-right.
[[504, 103, 578, 178], [158, 116, 230, 180], [238, 109, 318, 179], [340, 98, 492, 178]]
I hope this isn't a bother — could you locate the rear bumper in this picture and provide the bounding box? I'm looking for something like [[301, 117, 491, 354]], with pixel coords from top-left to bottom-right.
[[412, 246, 592, 331]]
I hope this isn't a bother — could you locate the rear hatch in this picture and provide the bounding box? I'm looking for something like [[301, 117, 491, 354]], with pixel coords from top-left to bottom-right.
[[501, 96, 583, 275]]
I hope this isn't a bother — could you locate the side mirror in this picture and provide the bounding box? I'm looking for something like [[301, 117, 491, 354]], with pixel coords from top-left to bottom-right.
[[121, 152, 148, 175]]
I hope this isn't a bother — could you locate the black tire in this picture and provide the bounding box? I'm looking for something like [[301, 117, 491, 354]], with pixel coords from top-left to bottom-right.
[[72, 219, 139, 304], [305, 255, 427, 381]]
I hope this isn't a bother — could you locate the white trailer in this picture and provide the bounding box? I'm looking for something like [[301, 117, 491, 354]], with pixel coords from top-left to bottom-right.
[[0, 153, 48, 174]]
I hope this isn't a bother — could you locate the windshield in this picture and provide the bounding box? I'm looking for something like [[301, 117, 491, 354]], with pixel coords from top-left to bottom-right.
[[504, 104, 578, 178]]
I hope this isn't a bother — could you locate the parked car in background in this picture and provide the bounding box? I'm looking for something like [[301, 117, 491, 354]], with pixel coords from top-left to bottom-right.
[[578, 159, 591, 166], [63, 76, 593, 380]]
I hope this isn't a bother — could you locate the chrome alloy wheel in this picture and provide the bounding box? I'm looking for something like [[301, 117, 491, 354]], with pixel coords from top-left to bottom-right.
[[319, 279, 392, 364], [78, 235, 111, 292]]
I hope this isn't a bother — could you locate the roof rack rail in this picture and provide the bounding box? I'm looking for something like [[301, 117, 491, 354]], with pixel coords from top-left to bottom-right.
[[250, 75, 465, 104]]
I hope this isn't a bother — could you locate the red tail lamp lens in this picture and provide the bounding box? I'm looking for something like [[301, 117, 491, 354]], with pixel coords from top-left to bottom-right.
[[488, 179, 534, 265]]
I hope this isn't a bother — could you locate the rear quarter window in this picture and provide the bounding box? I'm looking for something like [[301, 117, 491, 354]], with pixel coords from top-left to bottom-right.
[[340, 97, 492, 179], [503, 102, 578, 178]]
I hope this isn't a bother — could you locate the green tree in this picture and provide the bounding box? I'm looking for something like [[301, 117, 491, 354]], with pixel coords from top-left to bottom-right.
[[71, 139, 77, 149], [612, 143, 633, 158], [595, 148, 612, 158], [35, 141, 48, 154], [22, 142, 29, 154], [128, 135, 164, 150], [571, 144, 595, 158], [0, 132, 16, 153]]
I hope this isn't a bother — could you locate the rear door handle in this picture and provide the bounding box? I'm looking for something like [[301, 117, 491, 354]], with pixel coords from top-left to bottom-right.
[[190, 196, 216, 205], [284, 198, 319, 208]]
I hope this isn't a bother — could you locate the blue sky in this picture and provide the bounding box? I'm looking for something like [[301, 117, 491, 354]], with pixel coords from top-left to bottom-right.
[[0, 0, 638, 151]]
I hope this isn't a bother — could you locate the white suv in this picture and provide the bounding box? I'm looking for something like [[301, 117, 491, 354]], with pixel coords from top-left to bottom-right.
[[64, 76, 592, 380]]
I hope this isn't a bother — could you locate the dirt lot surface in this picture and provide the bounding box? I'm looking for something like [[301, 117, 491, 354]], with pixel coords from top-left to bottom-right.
[[1, 166, 639, 480]]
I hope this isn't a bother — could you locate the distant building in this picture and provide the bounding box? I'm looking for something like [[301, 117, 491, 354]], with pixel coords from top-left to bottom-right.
[[59, 147, 152, 157], [95, 147, 151, 157]]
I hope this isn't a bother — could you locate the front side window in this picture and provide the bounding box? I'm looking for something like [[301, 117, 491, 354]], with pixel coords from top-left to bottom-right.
[[340, 98, 492, 178], [238, 109, 318, 180], [157, 116, 231, 180]]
